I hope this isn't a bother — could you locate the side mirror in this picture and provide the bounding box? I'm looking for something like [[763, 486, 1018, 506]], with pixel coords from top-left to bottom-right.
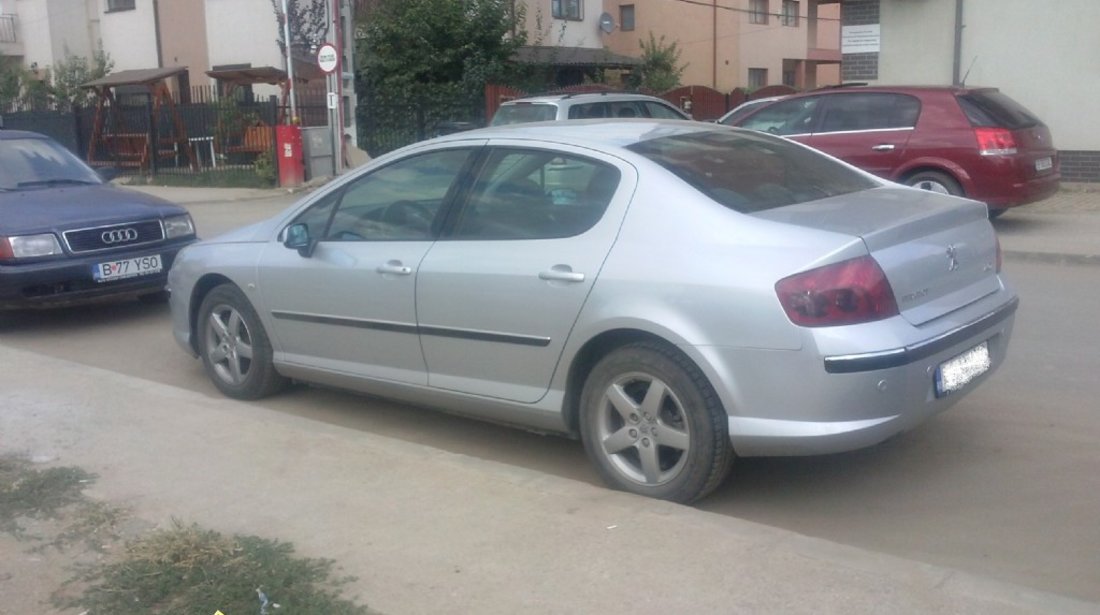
[[283, 223, 316, 258]]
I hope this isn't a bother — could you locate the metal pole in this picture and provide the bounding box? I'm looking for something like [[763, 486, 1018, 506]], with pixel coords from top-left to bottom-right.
[[952, 0, 964, 86], [281, 0, 298, 124]]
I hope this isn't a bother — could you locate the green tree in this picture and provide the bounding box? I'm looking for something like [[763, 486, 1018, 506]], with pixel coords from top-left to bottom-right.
[[0, 54, 21, 109], [627, 33, 687, 92], [50, 46, 114, 106], [356, 0, 526, 154]]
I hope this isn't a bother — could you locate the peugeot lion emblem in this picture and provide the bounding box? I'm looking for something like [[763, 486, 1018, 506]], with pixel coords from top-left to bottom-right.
[[946, 244, 960, 271], [101, 228, 138, 244]]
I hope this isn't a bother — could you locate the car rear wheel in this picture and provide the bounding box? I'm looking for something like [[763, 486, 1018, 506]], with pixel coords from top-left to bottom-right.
[[579, 342, 733, 503], [906, 170, 963, 197], [197, 283, 286, 400]]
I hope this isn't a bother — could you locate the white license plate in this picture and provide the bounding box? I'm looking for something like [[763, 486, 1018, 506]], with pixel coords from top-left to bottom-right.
[[93, 254, 163, 282], [935, 341, 991, 397], [1035, 157, 1053, 172]]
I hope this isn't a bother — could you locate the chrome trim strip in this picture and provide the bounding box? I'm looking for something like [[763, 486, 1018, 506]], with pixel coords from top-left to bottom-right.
[[815, 126, 915, 137], [823, 296, 1019, 374], [270, 311, 551, 348], [62, 219, 166, 254]]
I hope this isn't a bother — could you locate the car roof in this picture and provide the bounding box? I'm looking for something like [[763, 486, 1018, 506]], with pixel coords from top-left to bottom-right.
[[0, 129, 49, 141], [796, 84, 999, 97], [429, 118, 719, 149], [501, 92, 671, 105]]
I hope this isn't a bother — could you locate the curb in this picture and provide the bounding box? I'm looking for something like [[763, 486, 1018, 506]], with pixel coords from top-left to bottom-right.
[[1003, 250, 1100, 266]]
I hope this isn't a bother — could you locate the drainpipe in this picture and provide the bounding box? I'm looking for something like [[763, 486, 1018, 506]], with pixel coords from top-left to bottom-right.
[[712, 0, 718, 88], [152, 0, 163, 67], [952, 0, 964, 85]]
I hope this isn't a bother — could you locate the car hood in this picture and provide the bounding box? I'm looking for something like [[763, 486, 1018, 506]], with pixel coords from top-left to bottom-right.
[[754, 186, 1001, 326], [202, 216, 285, 244], [0, 184, 187, 235]]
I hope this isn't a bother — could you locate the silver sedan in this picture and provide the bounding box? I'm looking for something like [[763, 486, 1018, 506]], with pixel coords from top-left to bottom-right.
[[169, 121, 1017, 503]]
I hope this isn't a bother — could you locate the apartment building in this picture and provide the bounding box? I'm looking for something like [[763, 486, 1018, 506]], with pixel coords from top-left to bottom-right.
[[600, 0, 842, 91]]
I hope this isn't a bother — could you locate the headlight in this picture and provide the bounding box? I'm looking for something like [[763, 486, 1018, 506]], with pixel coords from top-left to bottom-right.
[[164, 214, 195, 239], [0, 233, 64, 260]]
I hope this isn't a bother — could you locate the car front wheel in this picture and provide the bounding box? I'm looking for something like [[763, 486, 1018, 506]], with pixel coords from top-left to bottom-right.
[[197, 283, 286, 400], [579, 342, 734, 503]]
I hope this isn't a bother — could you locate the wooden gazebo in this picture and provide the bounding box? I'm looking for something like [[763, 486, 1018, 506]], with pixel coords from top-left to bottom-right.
[[81, 67, 197, 171]]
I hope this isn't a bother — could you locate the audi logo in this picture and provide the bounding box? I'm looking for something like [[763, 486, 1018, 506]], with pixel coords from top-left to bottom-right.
[[101, 228, 139, 244]]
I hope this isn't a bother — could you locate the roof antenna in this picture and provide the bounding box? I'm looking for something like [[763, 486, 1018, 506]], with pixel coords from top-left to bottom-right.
[[961, 56, 978, 87]]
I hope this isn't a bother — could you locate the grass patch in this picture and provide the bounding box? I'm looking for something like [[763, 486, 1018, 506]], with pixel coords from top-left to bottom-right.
[[0, 456, 94, 536], [61, 520, 376, 615], [124, 170, 275, 189]]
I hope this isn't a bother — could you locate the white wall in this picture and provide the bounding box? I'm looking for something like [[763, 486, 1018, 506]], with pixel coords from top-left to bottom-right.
[[96, 0, 158, 70], [525, 0, 603, 48], [876, 0, 1100, 151], [204, 0, 284, 70]]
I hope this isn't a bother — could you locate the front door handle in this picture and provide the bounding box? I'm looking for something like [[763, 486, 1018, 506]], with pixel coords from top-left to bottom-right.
[[539, 266, 585, 283], [871, 144, 896, 151], [377, 260, 413, 275]]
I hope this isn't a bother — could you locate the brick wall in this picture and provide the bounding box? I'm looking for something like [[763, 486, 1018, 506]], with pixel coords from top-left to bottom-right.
[[841, 0, 880, 80], [1061, 151, 1100, 183]]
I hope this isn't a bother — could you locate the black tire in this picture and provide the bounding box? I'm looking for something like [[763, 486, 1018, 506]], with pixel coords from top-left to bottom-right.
[[905, 170, 963, 197], [196, 283, 287, 400], [579, 342, 734, 503]]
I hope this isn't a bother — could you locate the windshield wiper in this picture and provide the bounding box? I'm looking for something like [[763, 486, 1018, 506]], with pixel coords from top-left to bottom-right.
[[16, 178, 99, 188]]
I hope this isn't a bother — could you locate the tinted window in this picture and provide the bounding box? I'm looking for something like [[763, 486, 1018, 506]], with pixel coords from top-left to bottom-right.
[[644, 101, 687, 119], [608, 101, 645, 118], [719, 99, 774, 126], [819, 93, 920, 132], [957, 91, 1040, 129], [323, 149, 470, 241], [491, 104, 558, 126], [737, 96, 820, 135], [627, 130, 876, 213], [568, 103, 609, 119], [0, 137, 102, 191], [453, 149, 619, 240]]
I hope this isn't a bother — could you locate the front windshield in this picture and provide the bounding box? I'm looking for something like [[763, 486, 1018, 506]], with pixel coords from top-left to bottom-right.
[[0, 137, 102, 191]]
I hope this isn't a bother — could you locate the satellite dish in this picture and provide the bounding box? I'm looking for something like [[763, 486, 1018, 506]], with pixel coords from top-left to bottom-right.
[[599, 12, 615, 34]]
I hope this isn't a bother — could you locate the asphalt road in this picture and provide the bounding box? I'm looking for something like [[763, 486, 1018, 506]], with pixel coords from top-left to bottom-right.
[[1, 198, 1097, 602]]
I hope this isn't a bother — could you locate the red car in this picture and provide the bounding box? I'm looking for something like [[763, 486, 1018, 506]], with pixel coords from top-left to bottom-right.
[[732, 85, 1059, 216]]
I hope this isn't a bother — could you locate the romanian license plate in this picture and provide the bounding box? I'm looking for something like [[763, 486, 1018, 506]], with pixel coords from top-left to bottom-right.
[[935, 341, 991, 397], [93, 254, 162, 282], [1035, 157, 1053, 172]]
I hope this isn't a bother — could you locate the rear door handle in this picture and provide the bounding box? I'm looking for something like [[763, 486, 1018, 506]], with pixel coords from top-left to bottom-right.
[[539, 267, 585, 283], [871, 144, 896, 151], [377, 260, 413, 275]]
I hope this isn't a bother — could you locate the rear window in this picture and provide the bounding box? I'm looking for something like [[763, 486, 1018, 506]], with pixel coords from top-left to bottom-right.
[[491, 103, 557, 126], [627, 130, 877, 213], [957, 91, 1040, 130]]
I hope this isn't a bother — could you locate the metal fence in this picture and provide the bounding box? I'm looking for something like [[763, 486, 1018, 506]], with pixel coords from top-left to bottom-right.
[[358, 92, 484, 158]]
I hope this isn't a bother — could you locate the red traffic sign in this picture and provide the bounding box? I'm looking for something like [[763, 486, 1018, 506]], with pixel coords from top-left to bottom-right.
[[317, 44, 339, 74]]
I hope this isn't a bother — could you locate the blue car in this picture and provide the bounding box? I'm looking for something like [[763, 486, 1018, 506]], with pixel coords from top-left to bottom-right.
[[0, 128, 197, 309]]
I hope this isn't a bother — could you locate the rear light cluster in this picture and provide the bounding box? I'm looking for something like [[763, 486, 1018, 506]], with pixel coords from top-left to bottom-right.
[[775, 256, 899, 327], [974, 127, 1018, 156]]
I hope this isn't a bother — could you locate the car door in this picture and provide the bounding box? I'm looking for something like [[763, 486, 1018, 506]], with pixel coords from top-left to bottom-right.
[[805, 93, 920, 178], [257, 146, 476, 384], [415, 144, 634, 403]]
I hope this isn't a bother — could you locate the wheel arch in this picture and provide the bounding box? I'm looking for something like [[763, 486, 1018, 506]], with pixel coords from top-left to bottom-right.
[[895, 159, 973, 195], [187, 273, 236, 354]]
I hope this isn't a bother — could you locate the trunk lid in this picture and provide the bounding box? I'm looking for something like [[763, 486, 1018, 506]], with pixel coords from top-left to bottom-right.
[[754, 187, 1000, 326]]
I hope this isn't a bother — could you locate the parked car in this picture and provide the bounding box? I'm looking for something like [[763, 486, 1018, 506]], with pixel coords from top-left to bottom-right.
[[715, 95, 786, 126], [169, 120, 1017, 503], [0, 129, 197, 309], [730, 85, 1059, 216], [490, 92, 690, 125]]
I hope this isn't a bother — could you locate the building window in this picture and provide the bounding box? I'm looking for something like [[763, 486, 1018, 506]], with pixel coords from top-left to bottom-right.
[[781, 1, 799, 27], [552, 0, 583, 21], [749, 68, 768, 88], [750, 0, 769, 25], [783, 70, 796, 86], [620, 5, 635, 31], [106, 0, 135, 11]]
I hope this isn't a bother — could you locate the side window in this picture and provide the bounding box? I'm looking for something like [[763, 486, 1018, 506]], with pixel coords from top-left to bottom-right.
[[644, 101, 686, 119], [452, 149, 621, 240], [324, 148, 470, 241], [738, 97, 820, 135], [609, 101, 645, 118], [819, 94, 921, 133], [291, 189, 340, 240], [568, 103, 608, 119]]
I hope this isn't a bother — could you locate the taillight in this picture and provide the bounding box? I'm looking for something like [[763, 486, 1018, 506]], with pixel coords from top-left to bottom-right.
[[775, 256, 899, 327], [975, 127, 1018, 156]]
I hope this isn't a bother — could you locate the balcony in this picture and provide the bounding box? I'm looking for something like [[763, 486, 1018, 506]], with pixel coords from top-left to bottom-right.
[[0, 13, 22, 56]]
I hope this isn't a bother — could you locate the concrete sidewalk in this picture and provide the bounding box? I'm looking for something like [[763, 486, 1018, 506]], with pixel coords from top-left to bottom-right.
[[1, 346, 1096, 614]]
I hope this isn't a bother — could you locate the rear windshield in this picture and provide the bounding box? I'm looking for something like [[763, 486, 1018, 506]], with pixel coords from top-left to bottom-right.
[[490, 103, 557, 126], [957, 91, 1040, 130], [627, 130, 877, 213]]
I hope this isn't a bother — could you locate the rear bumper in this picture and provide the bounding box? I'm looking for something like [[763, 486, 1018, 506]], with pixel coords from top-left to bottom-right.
[[696, 294, 1018, 457], [983, 171, 1060, 209], [0, 240, 191, 309]]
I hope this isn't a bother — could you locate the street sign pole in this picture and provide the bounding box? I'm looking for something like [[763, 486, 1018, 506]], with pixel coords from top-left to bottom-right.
[[317, 42, 340, 175], [280, 0, 297, 124]]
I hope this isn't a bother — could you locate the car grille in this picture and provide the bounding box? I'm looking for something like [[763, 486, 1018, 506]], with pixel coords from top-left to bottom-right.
[[63, 220, 165, 254]]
